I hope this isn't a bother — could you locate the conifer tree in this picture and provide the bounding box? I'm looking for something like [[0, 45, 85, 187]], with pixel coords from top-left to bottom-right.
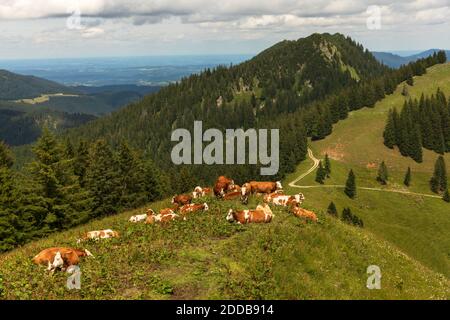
[[85, 139, 121, 218], [28, 128, 87, 231], [344, 169, 356, 199], [0, 142, 19, 251], [315, 161, 326, 184], [404, 167, 411, 187], [401, 84, 409, 97], [383, 110, 397, 149], [430, 156, 447, 193], [324, 154, 331, 177], [376, 161, 389, 185], [327, 202, 338, 217], [443, 189, 450, 203]]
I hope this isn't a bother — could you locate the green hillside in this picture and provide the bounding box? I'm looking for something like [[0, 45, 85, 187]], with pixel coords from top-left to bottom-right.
[[285, 63, 450, 278], [0, 70, 75, 100], [0, 196, 448, 300]]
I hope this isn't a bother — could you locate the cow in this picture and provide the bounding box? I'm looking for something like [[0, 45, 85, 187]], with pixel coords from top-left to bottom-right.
[[145, 212, 180, 224], [77, 229, 120, 244], [226, 204, 273, 224], [179, 203, 209, 215], [228, 184, 241, 193], [32, 247, 94, 272], [160, 207, 177, 216], [193, 186, 213, 198], [222, 190, 249, 204], [129, 214, 148, 223], [264, 193, 305, 207], [172, 194, 193, 206], [214, 176, 235, 197], [291, 206, 318, 222], [242, 181, 283, 196]]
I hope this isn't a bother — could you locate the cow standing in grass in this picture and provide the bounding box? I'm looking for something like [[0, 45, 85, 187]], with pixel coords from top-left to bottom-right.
[[242, 181, 283, 196]]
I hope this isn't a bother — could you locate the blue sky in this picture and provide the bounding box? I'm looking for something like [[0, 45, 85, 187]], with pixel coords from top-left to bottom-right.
[[0, 0, 449, 59]]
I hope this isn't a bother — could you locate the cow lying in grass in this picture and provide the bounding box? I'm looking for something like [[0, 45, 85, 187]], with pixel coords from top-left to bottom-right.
[[290, 206, 318, 222], [192, 186, 213, 198], [32, 247, 94, 273], [129, 213, 148, 223], [145, 212, 180, 224], [226, 204, 273, 224], [77, 229, 120, 244], [264, 193, 305, 207], [179, 203, 209, 216], [214, 176, 235, 197], [172, 194, 193, 206], [222, 190, 249, 204]]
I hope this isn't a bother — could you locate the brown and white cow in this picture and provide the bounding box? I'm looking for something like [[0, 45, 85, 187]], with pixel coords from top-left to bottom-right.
[[214, 176, 235, 197], [32, 247, 94, 272], [77, 229, 120, 244], [193, 186, 213, 198], [172, 194, 193, 206], [179, 203, 209, 215], [291, 206, 318, 222], [226, 204, 273, 224], [145, 212, 180, 224], [242, 181, 283, 196], [160, 207, 177, 216], [129, 213, 148, 223], [264, 193, 305, 207]]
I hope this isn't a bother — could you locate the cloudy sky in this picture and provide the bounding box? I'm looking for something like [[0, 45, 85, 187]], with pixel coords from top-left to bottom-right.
[[0, 0, 449, 59]]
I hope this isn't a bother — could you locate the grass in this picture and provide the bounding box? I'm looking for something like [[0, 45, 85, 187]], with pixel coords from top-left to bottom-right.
[[0, 196, 448, 300], [285, 63, 450, 279]]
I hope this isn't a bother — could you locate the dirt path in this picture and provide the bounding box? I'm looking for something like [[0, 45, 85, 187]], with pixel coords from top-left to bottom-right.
[[288, 148, 442, 199]]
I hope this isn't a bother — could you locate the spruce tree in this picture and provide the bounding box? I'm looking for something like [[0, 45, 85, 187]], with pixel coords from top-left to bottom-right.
[[401, 84, 409, 97], [344, 169, 356, 199], [29, 128, 86, 231], [0, 142, 19, 251], [430, 156, 447, 193], [376, 161, 389, 185], [85, 139, 121, 218], [315, 161, 326, 184], [443, 189, 450, 203], [383, 110, 397, 149], [327, 202, 338, 217], [117, 142, 147, 209], [403, 167, 411, 187], [324, 154, 331, 177]]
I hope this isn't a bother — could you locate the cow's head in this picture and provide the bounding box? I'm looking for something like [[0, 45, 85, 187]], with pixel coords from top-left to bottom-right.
[[226, 209, 235, 222], [203, 203, 209, 211], [276, 181, 283, 190], [51, 251, 64, 271], [147, 208, 156, 215]]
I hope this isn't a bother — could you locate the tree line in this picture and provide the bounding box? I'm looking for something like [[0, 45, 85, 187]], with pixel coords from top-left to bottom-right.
[[0, 129, 168, 252], [384, 88, 450, 162]]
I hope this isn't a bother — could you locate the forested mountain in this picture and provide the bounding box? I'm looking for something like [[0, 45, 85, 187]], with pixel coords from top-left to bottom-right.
[[0, 33, 446, 252], [0, 108, 96, 146], [66, 33, 442, 188], [0, 69, 75, 100]]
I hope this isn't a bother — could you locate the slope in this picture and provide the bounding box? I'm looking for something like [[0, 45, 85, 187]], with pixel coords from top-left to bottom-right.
[[0, 196, 448, 300], [285, 63, 450, 277]]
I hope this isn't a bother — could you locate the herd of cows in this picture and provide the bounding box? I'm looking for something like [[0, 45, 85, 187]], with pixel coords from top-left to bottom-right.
[[31, 176, 317, 275]]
